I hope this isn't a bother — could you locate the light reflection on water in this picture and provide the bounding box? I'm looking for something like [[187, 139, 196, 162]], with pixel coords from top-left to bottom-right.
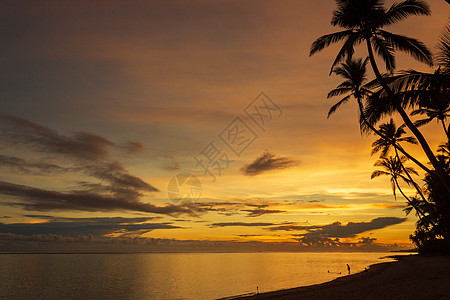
[[0, 252, 394, 299]]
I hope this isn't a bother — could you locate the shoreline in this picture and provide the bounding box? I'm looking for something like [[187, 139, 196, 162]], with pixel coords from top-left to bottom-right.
[[0, 250, 416, 255], [230, 255, 450, 300]]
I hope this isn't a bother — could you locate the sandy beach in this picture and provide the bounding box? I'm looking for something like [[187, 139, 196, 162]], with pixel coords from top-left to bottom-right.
[[233, 255, 450, 300]]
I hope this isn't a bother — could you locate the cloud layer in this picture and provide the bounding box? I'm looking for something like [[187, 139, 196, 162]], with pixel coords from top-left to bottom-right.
[[270, 217, 407, 246], [0, 215, 181, 237], [0, 115, 203, 215], [0, 181, 206, 216]]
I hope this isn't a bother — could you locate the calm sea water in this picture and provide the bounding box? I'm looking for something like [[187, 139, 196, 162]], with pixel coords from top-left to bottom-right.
[[0, 252, 393, 299]]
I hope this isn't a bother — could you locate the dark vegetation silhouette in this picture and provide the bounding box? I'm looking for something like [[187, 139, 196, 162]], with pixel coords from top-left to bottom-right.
[[310, 0, 450, 254]]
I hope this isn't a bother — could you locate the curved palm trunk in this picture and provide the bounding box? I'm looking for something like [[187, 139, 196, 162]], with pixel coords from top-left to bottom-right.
[[394, 148, 426, 201], [356, 98, 431, 173], [393, 177, 430, 222], [394, 178, 410, 202], [393, 148, 431, 221], [441, 119, 450, 140], [365, 38, 450, 193]]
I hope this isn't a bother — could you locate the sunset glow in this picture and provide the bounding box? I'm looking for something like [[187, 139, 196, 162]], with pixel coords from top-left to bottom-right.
[[1, 0, 449, 253]]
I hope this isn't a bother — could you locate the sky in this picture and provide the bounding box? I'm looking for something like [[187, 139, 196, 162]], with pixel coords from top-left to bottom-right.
[[0, 0, 449, 252]]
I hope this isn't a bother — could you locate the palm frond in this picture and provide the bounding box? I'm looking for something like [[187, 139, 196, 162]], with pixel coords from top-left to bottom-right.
[[327, 87, 353, 98], [401, 136, 418, 145], [329, 34, 361, 74], [310, 30, 354, 56], [403, 205, 414, 216], [414, 117, 433, 127], [328, 95, 351, 118], [372, 35, 396, 72], [384, 0, 431, 26], [335, 81, 354, 89], [371, 170, 390, 179], [436, 21, 450, 70], [379, 30, 433, 66], [404, 166, 419, 176]]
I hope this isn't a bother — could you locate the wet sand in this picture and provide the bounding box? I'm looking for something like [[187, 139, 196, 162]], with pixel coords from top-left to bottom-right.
[[232, 255, 450, 300]]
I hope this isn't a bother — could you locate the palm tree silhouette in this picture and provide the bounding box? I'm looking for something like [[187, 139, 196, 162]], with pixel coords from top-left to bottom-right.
[[436, 22, 450, 72], [410, 23, 450, 139], [310, 0, 432, 74], [371, 119, 429, 206], [328, 58, 430, 172], [365, 23, 450, 145], [371, 155, 416, 201], [371, 119, 417, 158], [310, 0, 450, 192], [412, 99, 450, 139], [327, 58, 374, 119], [438, 142, 450, 158]]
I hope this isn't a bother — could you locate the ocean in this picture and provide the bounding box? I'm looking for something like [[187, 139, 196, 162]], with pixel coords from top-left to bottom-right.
[[0, 252, 394, 299]]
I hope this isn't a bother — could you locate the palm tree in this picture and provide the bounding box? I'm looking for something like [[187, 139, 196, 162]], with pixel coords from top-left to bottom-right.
[[371, 119, 430, 201], [404, 195, 434, 219], [310, 0, 432, 74], [327, 58, 373, 119], [438, 142, 450, 157], [366, 23, 450, 143], [329, 58, 431, 173], [410, 23, 450, 139], [411, 99, 450, 139], [436, 22, 450, 72], [372, 155, 431, 220], [371, 119, 417, 157], [410, 154, 450, 251], [310, 0, 450, 192], [371, 155, 417, 200]]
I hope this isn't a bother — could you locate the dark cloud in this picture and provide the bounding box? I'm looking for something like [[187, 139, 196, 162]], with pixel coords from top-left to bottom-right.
[[0, 114, 165, 214], [302, 217, 406, 238], [0, 216, 181, 237], [180, 201, 290, 218], [209, 222, 288, 228], [266, 224, 315, 231], [0, 155, 158, 194], [308, 199, 324, 203], [0, 154, 68, 174], [241, 151, 299, 176], [245, 203, 270, 208], [188, 201, 246, 217], [82, 161, 158, 192], [0, 114, 145, 162], [0, 181, 204, 216], [0, 113, 114, 160], [118, 141, 144, 155], [236, 234, 263, 237], [187, 201, 284, 217], [268, 217, 406, 245], [242, 208, 286, 217], [291, 235, 380, 247]]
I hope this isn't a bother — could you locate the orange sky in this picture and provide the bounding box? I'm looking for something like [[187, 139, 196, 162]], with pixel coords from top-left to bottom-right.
[[0, 0, 449, 252]]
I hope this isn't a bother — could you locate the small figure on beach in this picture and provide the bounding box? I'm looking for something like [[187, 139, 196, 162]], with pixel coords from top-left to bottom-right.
[[346, 264, 351, 274]]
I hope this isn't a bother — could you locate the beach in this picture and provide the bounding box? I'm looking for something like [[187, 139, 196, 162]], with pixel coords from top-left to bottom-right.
[[233, 255, 450, 300]]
